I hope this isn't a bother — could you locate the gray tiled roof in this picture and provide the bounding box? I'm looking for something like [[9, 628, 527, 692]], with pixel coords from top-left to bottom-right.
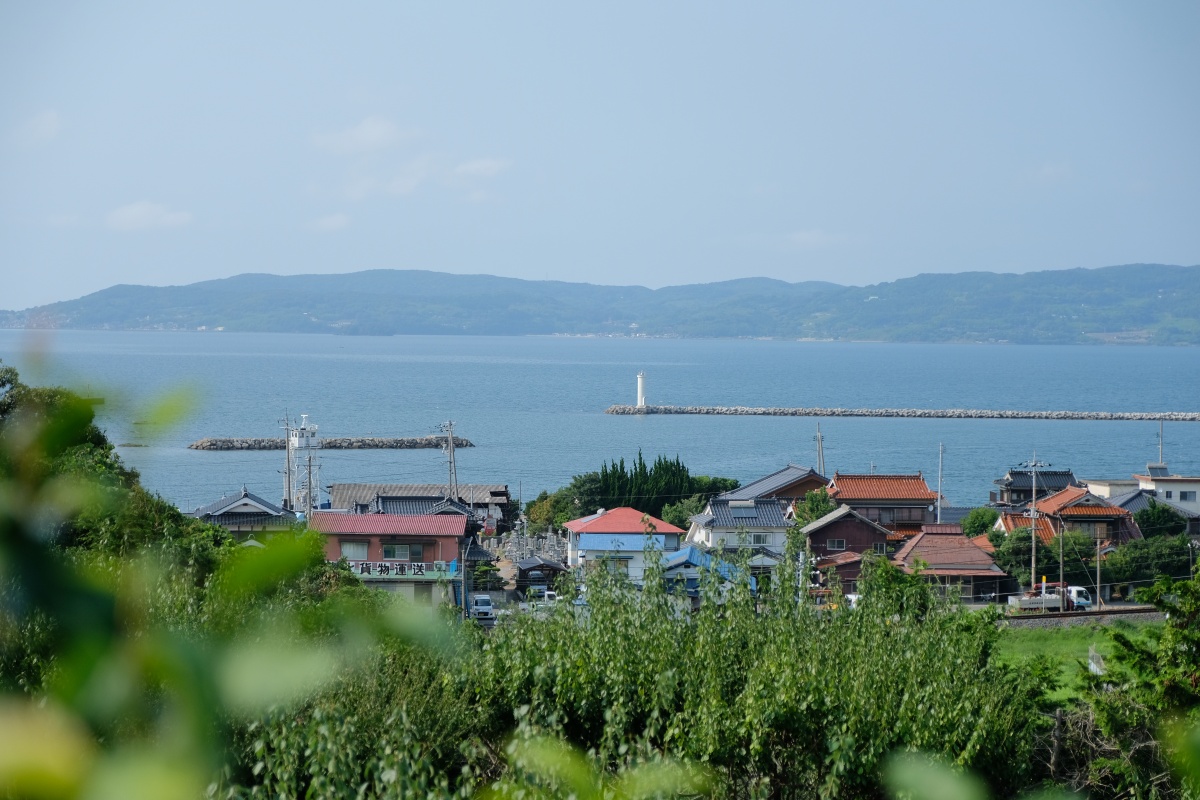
[[993, 469, 1079, 491], [1108, 489, 1200, 519], [376, 497, 474, 516], [329, 483, 509, 510], [720, 464, 827, 501], [193, 487, 291, 518], [707, 498, 789, 528]]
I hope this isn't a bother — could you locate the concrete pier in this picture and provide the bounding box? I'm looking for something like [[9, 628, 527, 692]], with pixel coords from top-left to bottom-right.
[[605, 405, 1200, 421], [189, 435, 473, 450]]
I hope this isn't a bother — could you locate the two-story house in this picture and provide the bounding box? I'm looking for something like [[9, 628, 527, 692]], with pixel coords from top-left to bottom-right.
[[826, 473, 938, 538], [718, 464, 828, 505], [1133, 463, 1200, 516], [802, 505, 894, 593], [564, 507, 684, 584], [309, 511, 467, 605], [1033, 486, 1143, 545], [328, 483, 512, 533], [991, 468, 1080, 507], [686, 497, 792, 578]]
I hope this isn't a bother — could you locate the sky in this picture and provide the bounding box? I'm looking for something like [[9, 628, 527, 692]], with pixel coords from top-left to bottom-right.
[[2, 2, 1198, 310]]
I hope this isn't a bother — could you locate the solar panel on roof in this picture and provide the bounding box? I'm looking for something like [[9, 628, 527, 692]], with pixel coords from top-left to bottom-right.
[[731, 506, 757, 518], [1147, 464, 1169, 478]]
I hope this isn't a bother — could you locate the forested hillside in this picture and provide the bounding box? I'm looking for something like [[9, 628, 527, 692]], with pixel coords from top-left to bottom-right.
[[3, 263, 1198, 344]]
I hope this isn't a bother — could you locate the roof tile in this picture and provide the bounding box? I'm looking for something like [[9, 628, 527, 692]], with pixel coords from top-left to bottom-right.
[[828, 473, 938, 502]]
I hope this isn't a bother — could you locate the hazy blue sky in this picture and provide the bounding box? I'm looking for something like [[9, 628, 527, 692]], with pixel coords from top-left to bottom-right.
[[2, 2, 1198, 309]]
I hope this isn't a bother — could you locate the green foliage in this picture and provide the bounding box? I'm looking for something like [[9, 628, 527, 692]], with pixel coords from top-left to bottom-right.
[[1103, 535, 1194, 593], [660, 494, 707, 530], [7, 361, 1200, 799], [1061, 570, 1200, 797], [525, 452, 737, 527], [1135, 498, 1189, 538], [991, 527, 1097, 590], [472, 551, 1049, 798], [960, 508, 999, 539], [791, 487, 837, 527]]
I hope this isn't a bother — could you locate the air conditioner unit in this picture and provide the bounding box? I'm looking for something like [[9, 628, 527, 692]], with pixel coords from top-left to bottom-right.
[[433, 560, 448, 571]]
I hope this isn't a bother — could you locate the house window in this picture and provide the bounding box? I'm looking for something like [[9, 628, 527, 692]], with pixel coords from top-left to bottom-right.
[[1165, 491, 1173, 499], [827, 539, 846, 551], [750, 533, 771, 546], [873, 542, 887, 555], [1179, 491, 1197, 502], [383, 544, 424, 561], [340, 540, 368, 560]]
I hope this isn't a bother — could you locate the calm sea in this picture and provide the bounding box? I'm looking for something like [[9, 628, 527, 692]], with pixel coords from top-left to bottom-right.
[[2, 330, 1198, 512]]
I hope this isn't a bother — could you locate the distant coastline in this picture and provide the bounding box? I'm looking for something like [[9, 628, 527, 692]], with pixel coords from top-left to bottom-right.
[[2, 263, 1197, 346]]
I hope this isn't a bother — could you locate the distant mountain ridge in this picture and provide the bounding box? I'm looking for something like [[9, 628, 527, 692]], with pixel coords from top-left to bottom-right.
[[3, 264, 1198, 344]]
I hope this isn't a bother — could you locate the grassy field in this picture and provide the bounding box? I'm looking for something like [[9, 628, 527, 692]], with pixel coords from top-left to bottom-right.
[[994, 620, 1161, 704]]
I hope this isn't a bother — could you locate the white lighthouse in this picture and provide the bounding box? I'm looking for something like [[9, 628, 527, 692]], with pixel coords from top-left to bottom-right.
[[637, 371, 646, 408]]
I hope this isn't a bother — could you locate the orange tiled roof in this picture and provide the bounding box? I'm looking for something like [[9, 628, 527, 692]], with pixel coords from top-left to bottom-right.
[[1035, 486, 1130, 517], [997, 513, 1056, 545], [563, 507, 684, 534], [1056, 505, 1131, 517], [827, 473, 938, 502], [892, 531, 1000, 572], [970, 534, 995, 554]]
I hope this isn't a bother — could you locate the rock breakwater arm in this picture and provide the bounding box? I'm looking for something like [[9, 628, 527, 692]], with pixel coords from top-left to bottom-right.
[[189, 436, 473, 450], [605, 405, 1200, 421]]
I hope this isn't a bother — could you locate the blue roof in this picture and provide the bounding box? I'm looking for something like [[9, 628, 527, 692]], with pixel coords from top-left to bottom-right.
[[577, 533, 669, 552], [662, 545, 756, 591]]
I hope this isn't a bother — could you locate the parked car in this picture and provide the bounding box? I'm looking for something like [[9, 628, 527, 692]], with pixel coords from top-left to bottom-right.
[[470, 594, 495, 621]]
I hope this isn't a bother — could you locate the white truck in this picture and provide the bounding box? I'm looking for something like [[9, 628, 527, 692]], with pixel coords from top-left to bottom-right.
[[470, 594, 495, 623], [1008, 584, 1093, 612], [1009, 593, 1063, 612]]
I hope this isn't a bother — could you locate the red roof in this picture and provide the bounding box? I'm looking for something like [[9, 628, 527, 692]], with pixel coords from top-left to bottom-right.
[[893, 531, 1002, 573], [828, 473, 938, 502], [1035, 486, 1129, 518], [308, 512, 466, 536], [563, 507, 683, 534], [970, 534, 995, 554], [922, 523, 963, 535], [996, 513, 1056, 545], [816, 551, 864, 567]]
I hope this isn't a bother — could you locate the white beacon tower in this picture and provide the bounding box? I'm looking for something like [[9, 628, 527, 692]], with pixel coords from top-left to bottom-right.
[[637, 371, 646, 408]]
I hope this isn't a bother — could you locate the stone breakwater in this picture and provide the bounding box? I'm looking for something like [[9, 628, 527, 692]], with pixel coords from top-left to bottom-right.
[[189, 436, 473, 451], [605, 405, 1200, 421]]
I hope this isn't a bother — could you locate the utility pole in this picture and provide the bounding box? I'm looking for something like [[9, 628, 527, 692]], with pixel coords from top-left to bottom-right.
[[281, 411, 292, 510], [1021, 454, 1051, 603], [937, 443, 944, 524], [440, 421, 459, 502], [814, 423, 826, 477]]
